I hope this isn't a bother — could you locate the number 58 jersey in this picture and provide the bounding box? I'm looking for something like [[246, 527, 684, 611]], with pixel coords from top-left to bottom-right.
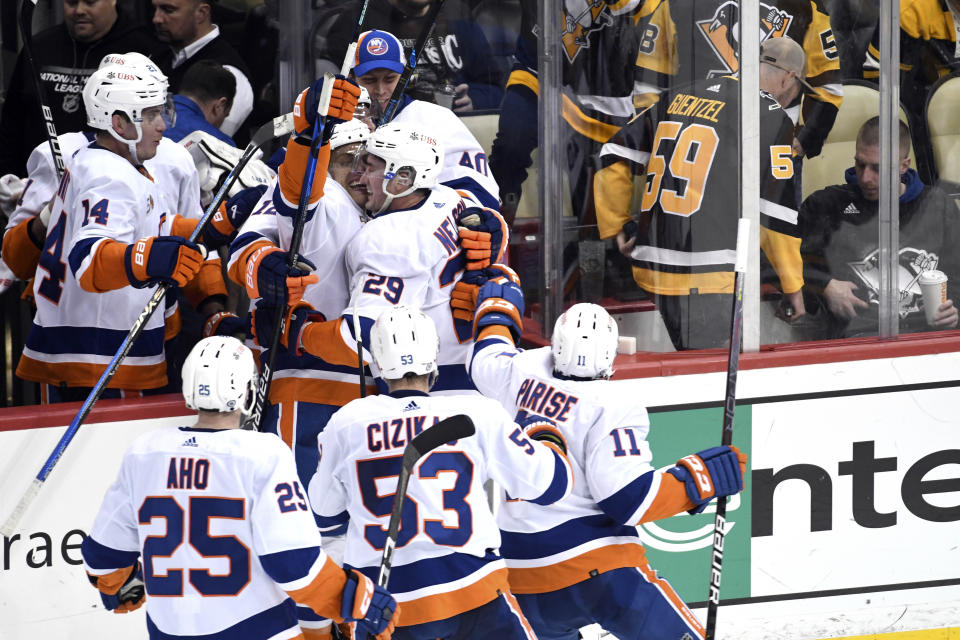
[[308, 392, 572, 627], [82, 426, 342, 639]]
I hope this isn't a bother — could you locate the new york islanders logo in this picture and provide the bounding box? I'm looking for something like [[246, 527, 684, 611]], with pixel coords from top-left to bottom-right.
[[560, 0, 613, 63], [697, 2, 792, 77], [366, 37, 390, 56]]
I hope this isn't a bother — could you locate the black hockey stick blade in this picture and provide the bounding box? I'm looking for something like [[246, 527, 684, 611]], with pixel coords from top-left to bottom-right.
[[403, 414, 476, 470]]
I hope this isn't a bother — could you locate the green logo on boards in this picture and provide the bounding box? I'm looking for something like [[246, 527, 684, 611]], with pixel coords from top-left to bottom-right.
[[640, 407, 752, 604]]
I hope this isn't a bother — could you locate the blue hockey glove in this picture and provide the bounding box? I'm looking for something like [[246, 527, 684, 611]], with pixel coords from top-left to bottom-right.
[[458, 206, 509, 270], [205, 184, 268, 249], [340, 569, 398, 639], [244, 245, 318, 306], [667, 445, 747, 514], [516, 413, 568, 455], [90, 562, 146, 614], [474, 275, 525, 343]]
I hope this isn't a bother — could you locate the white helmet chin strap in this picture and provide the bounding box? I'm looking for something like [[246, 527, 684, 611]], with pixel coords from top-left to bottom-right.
[[374, 168, 417, 215], [107, 114, 144, 165]]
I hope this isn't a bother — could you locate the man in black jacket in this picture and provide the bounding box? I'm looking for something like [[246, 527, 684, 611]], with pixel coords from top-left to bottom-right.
[[800, 116, 960, 338], [151, 0, 252, 142], [0, 0, 165, 176]]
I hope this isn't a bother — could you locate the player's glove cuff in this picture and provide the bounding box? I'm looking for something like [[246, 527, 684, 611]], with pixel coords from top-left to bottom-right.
[[340, 569, 399, 637], [203, 311, 248, 339], [89, 562, 146, 614]]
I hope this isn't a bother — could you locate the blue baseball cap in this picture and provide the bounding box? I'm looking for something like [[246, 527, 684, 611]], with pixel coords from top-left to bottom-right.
[[353, 30, 406, 77]]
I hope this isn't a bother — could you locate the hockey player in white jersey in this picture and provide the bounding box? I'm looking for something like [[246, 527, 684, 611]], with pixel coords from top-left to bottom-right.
[[465, 277, 748, 640], [250, 119, 499, 399], [308, 306, 572, 639], [350, 29, 500, 210], [14, 56, 230, 401], [81, 336, 399, 640]]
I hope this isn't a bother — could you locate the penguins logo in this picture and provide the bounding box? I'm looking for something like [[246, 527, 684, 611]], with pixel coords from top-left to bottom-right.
[[560, 0, 614, 63], [848, 247, 939, 318], [696, 2, 792, 77]]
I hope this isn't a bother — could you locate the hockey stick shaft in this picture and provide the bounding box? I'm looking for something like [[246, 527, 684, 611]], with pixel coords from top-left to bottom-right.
[[703, 218, 749, 640], [377, 414, 476, 588], [379, 0, 448, 124], [20, 0, 65, 179], [0, 114, 294, 539]]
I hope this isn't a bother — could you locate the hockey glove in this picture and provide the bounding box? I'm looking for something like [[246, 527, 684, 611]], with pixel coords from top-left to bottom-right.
[[251, 300, 324, 352], [457, 206, 509, 270], [516, 413, 568, 455], [474, 276, 525, 343], [451, 264, 521, 341], [181, 131, 275, 208], [340, 568, 399, 640], [294, 76, 362, 135], [202, 311, 249, 339], [667, 445, 747, 514], [0, 174, 25, 216], [205, 184, 269, 249], [124, 236, 206, 288], [244, 245, 318, 306], [89, 562, 146, 614]]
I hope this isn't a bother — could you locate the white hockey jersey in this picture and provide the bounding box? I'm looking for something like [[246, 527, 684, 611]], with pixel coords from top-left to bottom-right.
[[338, 185, 475, 393], [468, 335, 695, 594], [307, 391, 572, 626], [227, 177, 372, 405], [18, 144, 174, 389], [394, 99, 500, 210], [6, 132, 201, 231], [83, 425, 350, 639]]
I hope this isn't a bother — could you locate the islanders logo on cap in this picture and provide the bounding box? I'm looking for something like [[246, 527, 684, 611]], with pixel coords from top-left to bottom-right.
[[366, 37, 390, 56]]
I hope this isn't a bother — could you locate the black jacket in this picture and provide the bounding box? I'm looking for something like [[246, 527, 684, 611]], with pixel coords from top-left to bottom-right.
[[0, 9, 165, 176]]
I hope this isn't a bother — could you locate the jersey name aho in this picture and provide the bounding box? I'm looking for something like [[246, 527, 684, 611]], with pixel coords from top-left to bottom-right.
[[394, 100, 500, 209], [308, 392, 571, 625], [469, 336, 688, 594], [83, 427, 335, 639], [341, 185, 476, 394], [228, 178, 369, 405], [18, 143, 172, 389]]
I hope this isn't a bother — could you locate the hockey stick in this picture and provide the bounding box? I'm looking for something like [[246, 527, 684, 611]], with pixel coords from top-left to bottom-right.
[[20, 0, 65, 179], [379, 0, 449, 124], [377, 414, 476, 588], [249, 0, 374, 428], [704, 218, 750, 640], [0, 113, 295, 539]]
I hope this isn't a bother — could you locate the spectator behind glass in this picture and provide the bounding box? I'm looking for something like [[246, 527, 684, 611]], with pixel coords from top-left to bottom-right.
[[862, 0, 960, 182], [152, 0, 253, 141], [799, 116, 960, 338], [315, 0, 505, 112], [164, 59, 236, 145], [0, 0, 165, 176]]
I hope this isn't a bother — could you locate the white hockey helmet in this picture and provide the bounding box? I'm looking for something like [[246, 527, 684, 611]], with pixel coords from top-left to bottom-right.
[[370, 305, 440, 382], [182, 336, 258, 418], [364, 122, 443, 212], [355, 85, 373, 119], [551, 303, 619, 380], [83, 57, 169, 147], [330, 119, 371, 151], [98, 52, 175, 128]]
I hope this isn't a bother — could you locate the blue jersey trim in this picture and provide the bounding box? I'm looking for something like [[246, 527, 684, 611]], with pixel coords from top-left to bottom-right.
[[259, 546, 321, 584], [349, 549, 500, 594], [67, 236, 101, 276], [528, 449, 570, 506], [146, 600, 299, 640], [500, 513, 640, 561], [596, 470, 655, 525], [441, 176, 499, 210], [81, 535, 141, 571], [26, 322, 165, 358]]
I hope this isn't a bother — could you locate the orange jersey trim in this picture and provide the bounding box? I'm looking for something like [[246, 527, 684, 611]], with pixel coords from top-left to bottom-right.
[[506, 543, 649, 594], [640, 472, 697, 523], [271, 377, 377, 407], [301, 318, 361, 368], [279, 139, 329, 207], [182, 257, 227, 308], [2, 217, 42, 280], [165, 307, 182, 342], [16, 356, 167, 389], [228, 238, 272, 287], [77, 238, 130, 292], [286, 556, 348, 621], [398, 566, 510, 627]]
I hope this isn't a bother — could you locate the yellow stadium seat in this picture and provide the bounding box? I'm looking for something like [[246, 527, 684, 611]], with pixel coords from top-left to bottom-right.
[[926, 74, 960, 184], [802, 81, 912, 200]]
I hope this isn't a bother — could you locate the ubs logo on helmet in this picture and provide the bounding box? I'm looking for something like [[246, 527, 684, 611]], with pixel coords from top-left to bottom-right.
[[696, 1, 792, 77], [366, 37, 390, 56], [560, 0, 614, 63]]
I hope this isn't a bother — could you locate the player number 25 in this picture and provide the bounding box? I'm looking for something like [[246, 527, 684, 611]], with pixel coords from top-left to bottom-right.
[[139, 495, 250, 597]]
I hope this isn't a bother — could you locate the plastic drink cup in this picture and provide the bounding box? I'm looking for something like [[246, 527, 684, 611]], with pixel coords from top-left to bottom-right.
[[918, 269, 948, 324]]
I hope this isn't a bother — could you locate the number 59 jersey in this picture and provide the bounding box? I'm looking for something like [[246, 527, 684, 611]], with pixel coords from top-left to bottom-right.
[[82, 426, 341, 639], [308, 392, 572, 627]]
